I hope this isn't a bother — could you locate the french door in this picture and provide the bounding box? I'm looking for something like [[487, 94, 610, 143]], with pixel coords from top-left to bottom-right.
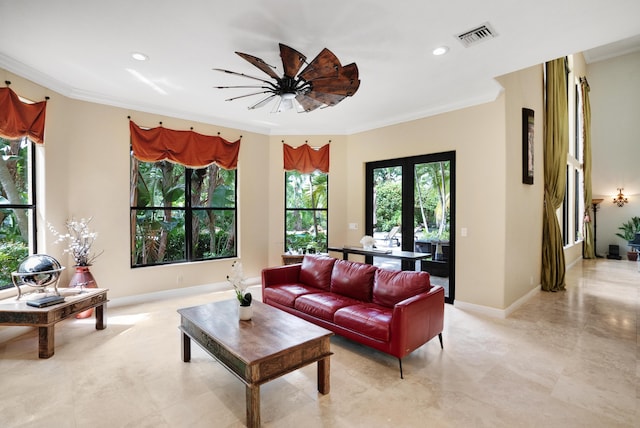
[[365, 151, 455, 303]]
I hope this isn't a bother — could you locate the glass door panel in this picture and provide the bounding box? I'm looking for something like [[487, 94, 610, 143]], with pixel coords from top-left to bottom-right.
[[414, 160, 451, 298], [372, 165, 402, 250], [369, 165, 403, 270]]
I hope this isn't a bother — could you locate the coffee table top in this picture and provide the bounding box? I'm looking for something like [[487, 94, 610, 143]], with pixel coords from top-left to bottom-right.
[[178, 299, 332, 363]]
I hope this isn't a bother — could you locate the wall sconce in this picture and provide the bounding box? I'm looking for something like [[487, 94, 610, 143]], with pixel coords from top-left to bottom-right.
[[613, 188, 629, 207]]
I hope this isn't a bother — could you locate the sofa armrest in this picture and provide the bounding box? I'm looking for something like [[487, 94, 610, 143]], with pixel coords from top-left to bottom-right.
[[261, 264, 302, 290], [390, 285, 445, 357]]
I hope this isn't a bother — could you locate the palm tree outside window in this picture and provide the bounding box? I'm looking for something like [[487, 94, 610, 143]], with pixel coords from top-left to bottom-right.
[[284, 170, 328, 254]]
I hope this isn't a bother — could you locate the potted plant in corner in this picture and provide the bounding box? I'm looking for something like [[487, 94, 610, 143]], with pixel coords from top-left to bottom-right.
[[615, 216, 640, 261]]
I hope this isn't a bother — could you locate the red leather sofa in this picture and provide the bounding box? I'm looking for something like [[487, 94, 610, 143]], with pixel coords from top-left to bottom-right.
[[261, 254, 444, 378]]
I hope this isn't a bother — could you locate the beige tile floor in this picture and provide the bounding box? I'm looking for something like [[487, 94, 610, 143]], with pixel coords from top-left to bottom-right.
[[0, 259, 638, 427]]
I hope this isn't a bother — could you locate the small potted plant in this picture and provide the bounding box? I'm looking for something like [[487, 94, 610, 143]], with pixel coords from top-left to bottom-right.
[[227, 261, 252, 320], [615, 216, 640, 261]]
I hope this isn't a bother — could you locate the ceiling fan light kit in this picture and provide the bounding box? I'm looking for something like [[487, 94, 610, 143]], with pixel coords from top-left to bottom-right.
[[215, 43, 360, 113]]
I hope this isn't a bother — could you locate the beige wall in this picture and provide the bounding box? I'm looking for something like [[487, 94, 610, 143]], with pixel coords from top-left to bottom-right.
[[497, 64, 545, 307], [346, 100, 510, 309], [588, 51, 640, 257], [2, 70, 272, 300], [2, 63, 550, 312]]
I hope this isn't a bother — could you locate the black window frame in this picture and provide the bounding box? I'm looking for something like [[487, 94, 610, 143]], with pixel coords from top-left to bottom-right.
[[130, 159, 237, 268]]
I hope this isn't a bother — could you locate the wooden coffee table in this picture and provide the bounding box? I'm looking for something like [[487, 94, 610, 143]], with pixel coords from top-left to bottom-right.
[[0, 288, 108, 358], [178, 299, 333, 427]]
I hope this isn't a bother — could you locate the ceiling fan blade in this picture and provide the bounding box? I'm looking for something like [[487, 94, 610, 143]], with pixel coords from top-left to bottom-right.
[[339, 63, 359, 81], [215, 85, 272, 89], [224, 90, 273, 102], [235, 52, 280, 80], [305, 91, 346, 107], [295, 94, 325, 112], [213, 68, 275, 85], [298, 48, 341, 81], [248, 94, 277, 109], [236, 52, 280, 80], [271, 96, 284, 113], [310, 75, 360, 96], [279, 43, 306, 78]]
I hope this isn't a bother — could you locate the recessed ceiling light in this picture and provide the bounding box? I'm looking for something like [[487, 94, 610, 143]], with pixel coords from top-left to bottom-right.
[[432, 46, 449, 56], [131, 52, 149, 61]]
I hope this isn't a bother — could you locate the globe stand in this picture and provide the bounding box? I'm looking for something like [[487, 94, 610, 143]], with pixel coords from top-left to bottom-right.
[[12, 269, 64, 300], [11, 255, 66, 300]]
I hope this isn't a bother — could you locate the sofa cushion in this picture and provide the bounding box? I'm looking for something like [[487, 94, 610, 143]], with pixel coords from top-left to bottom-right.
[[294, 292, 360, 322], [334, 304, 392, 342], [330, 259, 377, 302], [263, 284, 322, 308], [373, 269, 431, 307], [299, 255, 337, 291]]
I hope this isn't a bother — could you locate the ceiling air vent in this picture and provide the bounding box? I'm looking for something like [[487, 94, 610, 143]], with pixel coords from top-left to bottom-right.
[[456, 23, 497, 48]]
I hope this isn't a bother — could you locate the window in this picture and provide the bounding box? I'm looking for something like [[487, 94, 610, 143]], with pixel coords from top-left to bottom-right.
[[0, 137, 36, 289], [130, 158, 236, 267], [563, 166, 569, 246], [559, 56, 585, 246], [574, 168, 582, 241], [285, 170, 328, 254]]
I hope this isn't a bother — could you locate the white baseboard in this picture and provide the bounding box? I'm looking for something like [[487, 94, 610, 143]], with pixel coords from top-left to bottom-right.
[[455, 284, 540, 319], [108, 276, 261, 308]]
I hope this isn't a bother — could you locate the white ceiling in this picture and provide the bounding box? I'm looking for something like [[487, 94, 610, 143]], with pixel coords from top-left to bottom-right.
[[1, 0, 639, 135]]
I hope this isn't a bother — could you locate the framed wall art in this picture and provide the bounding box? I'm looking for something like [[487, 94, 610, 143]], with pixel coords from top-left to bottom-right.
[[522, 108, 534, 185]]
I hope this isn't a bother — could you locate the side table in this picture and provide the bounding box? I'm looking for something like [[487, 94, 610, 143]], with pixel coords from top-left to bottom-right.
[[0, 288, 108, 358]]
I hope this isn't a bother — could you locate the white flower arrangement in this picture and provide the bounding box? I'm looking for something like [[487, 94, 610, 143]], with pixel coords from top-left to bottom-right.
[[227, 261, 252, 306], [48, 217, 102, 266], [360, 235, 376, 249]]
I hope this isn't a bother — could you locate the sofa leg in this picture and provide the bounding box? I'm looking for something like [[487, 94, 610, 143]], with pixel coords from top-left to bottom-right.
[[398, 358, 404, 379], [438, 333, 443, 349]]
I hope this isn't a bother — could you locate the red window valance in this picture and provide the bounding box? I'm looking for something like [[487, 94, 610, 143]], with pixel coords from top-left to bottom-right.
[[0, 87, 47, 144], [283, 143, 329, 173], [130, 121, 241, 169]]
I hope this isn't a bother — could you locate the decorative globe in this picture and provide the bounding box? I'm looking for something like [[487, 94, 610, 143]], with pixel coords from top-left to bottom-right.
[[12, 254, 64, 288]]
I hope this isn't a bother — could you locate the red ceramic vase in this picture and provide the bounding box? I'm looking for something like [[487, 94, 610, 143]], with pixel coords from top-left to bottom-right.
[[69, 266, 98, 319]]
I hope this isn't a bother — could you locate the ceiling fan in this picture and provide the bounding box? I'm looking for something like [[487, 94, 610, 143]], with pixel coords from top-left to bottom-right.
[[214, 43, 360, 113]]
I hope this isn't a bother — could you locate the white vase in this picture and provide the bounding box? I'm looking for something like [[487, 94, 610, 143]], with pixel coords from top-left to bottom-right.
[[239, 304, 252, 321], [364, 245, 373, 251]]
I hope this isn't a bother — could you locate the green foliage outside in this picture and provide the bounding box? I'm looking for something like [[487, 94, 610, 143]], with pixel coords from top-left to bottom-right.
[[373, 161, 450, 243], [286, 231, 327, 253], [285, 170, 328, 252], [374, 180, 402, 232], [0, 137, 33, 289], [414, 161, 450, 242], [0, 241, 28, 287], [131, 159, 236, 266]]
